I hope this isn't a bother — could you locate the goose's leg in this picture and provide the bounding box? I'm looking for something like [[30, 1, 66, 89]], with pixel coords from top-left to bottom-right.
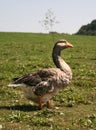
[[46, 100, 51, 109], [38, 96, 43, 110]]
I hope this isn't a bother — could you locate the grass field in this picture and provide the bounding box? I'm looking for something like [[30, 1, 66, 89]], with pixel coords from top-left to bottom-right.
[[0, 32, 96, 130]]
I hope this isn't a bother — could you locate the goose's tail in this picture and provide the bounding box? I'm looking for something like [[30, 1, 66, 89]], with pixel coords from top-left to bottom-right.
[[8, 83, 23, 87], [8, 77, 23, 87]]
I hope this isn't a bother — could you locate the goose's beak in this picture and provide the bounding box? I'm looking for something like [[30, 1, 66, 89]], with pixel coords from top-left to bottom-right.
[[66, 42, 73, 48]]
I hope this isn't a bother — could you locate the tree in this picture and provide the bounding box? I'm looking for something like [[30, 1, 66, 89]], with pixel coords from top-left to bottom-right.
[[76, 20, 96, 35], [39, 9, 59, 41]]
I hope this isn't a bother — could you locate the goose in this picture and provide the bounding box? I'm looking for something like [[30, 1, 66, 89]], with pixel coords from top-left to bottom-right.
[[8, 39, 73, 110]]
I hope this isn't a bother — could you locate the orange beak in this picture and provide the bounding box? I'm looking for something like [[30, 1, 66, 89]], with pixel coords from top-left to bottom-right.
[[66, 42, 73, 48]]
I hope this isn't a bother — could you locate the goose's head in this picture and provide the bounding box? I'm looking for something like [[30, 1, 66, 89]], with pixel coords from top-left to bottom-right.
[[55, 39, 73, 50]]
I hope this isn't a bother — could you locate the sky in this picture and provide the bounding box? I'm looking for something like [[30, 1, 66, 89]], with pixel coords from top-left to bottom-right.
[[0, 0, 96, 34]]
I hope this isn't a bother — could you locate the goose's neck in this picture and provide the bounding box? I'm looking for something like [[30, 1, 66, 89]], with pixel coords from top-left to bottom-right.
[[52, 47, 72, 77]]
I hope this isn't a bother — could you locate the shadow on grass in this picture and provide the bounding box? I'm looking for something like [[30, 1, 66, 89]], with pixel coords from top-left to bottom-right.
[[0, 104, 39, 112]]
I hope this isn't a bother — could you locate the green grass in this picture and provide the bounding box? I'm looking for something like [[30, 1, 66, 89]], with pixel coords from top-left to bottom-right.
[[0, 32, 96, 130]]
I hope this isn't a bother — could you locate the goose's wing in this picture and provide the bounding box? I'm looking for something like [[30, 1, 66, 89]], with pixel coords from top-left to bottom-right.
[[12, 72, 41, 86], [12, 68, 56, 86], [10, 68, 69, 96]]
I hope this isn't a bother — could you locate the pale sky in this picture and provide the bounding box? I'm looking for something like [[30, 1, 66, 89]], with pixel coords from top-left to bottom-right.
[[0, 0, 96, 34]]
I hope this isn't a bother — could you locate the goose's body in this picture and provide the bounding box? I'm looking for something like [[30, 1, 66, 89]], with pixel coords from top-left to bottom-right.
[[8, 39, 73, 109]]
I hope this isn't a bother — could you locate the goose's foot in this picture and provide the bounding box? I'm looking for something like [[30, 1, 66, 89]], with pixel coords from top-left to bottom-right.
[[46, 101, 59, 110], [38, 98, 59, 110]]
